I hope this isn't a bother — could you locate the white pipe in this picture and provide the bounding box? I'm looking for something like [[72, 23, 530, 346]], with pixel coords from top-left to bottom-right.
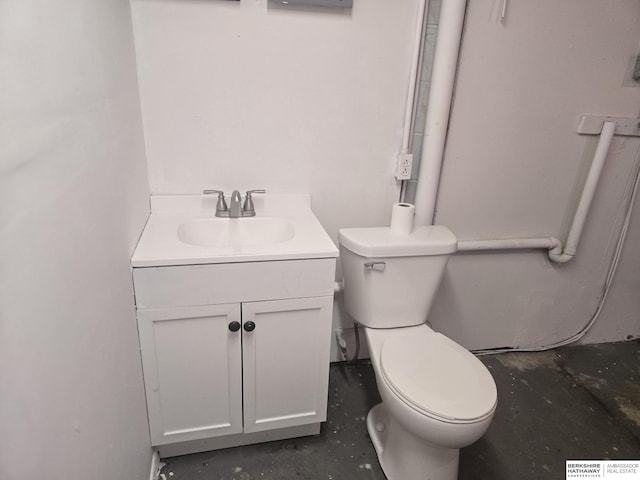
[[458, 237, 562, 252], [401, 0, 429, 154], [548, 121, 617, 262], [414, 0, 467, 225], [406, 0, 614, 260], [456, 122, 616, 263]]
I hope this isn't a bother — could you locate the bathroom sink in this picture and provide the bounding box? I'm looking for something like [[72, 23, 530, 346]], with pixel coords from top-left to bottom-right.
[[178, 217, 295, 247], [131, 194, 338, 266]]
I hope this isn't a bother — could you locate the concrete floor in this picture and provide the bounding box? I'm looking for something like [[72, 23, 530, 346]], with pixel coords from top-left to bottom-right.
[[159, 340, 640, 480]]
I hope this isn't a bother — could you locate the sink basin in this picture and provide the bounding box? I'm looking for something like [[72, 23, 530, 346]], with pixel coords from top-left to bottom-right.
[[178, 217, 295, 247], [131, 194, 339, 266]]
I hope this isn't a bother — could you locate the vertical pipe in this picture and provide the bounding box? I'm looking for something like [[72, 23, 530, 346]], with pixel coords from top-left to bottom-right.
[[414, 0, 467, 225], [563, 121, 617, 256], [401, 0, 429, 154]]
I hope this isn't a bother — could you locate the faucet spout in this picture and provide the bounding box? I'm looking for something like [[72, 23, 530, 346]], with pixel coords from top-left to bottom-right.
[[229, 190, 242, 218]]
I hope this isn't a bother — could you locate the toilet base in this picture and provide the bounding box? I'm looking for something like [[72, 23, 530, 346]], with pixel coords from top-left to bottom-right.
[[367, 403, 460, 480]]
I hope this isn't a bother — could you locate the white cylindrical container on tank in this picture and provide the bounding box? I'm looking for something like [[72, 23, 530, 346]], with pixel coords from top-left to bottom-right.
[[390, 203, 416, 235]]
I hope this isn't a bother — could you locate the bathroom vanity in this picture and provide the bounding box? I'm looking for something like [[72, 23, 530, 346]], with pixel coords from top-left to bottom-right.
[[131, 194, 338, 457]]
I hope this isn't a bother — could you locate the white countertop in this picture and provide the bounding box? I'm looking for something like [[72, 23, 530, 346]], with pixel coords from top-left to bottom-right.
[[131, 194, 339, 267]]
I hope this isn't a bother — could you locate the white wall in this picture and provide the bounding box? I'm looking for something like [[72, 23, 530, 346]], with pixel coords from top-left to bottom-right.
[[130, 0, 420, 242], [429, 0, 640, 349], [130, 0, 640, 356], [0, 1, 152, 479]]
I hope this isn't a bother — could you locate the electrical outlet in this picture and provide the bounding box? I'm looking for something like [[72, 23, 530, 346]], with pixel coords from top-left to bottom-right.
[[395, 153, 413, 180]]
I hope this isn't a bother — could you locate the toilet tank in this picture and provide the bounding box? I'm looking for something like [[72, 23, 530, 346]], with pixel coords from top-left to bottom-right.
[[338, 226, 457, 329]]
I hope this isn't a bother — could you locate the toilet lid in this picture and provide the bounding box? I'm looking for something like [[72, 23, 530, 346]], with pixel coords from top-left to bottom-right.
[[380, 330, 497, 422]]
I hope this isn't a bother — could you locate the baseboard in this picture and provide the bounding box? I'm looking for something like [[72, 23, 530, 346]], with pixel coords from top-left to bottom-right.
[[149, 450, 161, 480], [157, 423, 321, 458]]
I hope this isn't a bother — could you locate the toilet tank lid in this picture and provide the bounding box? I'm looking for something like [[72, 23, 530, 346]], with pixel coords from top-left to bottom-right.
[[338, 226, 457, 257]]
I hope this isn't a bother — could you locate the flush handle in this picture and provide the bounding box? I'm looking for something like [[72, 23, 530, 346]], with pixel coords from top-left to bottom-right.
[[364, 261, 386, 271]]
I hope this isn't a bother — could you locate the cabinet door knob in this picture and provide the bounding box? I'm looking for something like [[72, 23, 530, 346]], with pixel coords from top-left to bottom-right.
[[243, 321, 256, 332], [228, 321, 241, 332]]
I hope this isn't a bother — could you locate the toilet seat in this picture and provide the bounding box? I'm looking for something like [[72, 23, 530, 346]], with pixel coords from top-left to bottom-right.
[[380, 330, 497, 423]]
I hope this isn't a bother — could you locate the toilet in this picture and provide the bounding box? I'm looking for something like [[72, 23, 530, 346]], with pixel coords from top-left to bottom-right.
[[338, 225, 497, 480]]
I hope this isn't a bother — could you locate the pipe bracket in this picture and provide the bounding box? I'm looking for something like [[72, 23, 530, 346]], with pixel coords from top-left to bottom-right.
[[577, 115, 640, 137]]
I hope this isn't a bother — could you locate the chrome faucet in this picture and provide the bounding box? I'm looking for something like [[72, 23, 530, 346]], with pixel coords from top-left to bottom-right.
[[203, 189, 265, 217], [229, 190, 242, 218]]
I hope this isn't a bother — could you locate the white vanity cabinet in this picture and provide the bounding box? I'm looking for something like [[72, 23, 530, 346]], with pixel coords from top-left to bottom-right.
[[137, 303, 244, 446], [133, 258, 336, 456], [240, 297, 333, 434]]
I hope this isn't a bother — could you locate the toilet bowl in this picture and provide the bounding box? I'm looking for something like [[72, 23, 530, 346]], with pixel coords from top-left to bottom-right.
[[365, 325, 497, 480], [338, 225, 498, 480]]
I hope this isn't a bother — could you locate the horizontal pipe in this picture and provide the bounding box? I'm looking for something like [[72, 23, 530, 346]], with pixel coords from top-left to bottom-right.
[[457, 237, 561, 252], [457, 122, 616, 263]]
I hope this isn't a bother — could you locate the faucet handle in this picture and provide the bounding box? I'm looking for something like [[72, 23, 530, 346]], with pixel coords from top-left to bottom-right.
[[203, 189, 228, 213], [243, 189, 266, 214]]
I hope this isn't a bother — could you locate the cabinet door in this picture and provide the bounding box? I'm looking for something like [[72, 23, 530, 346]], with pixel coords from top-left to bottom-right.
[[241, 296, 333, 433], [138, 304, 243, 446]]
